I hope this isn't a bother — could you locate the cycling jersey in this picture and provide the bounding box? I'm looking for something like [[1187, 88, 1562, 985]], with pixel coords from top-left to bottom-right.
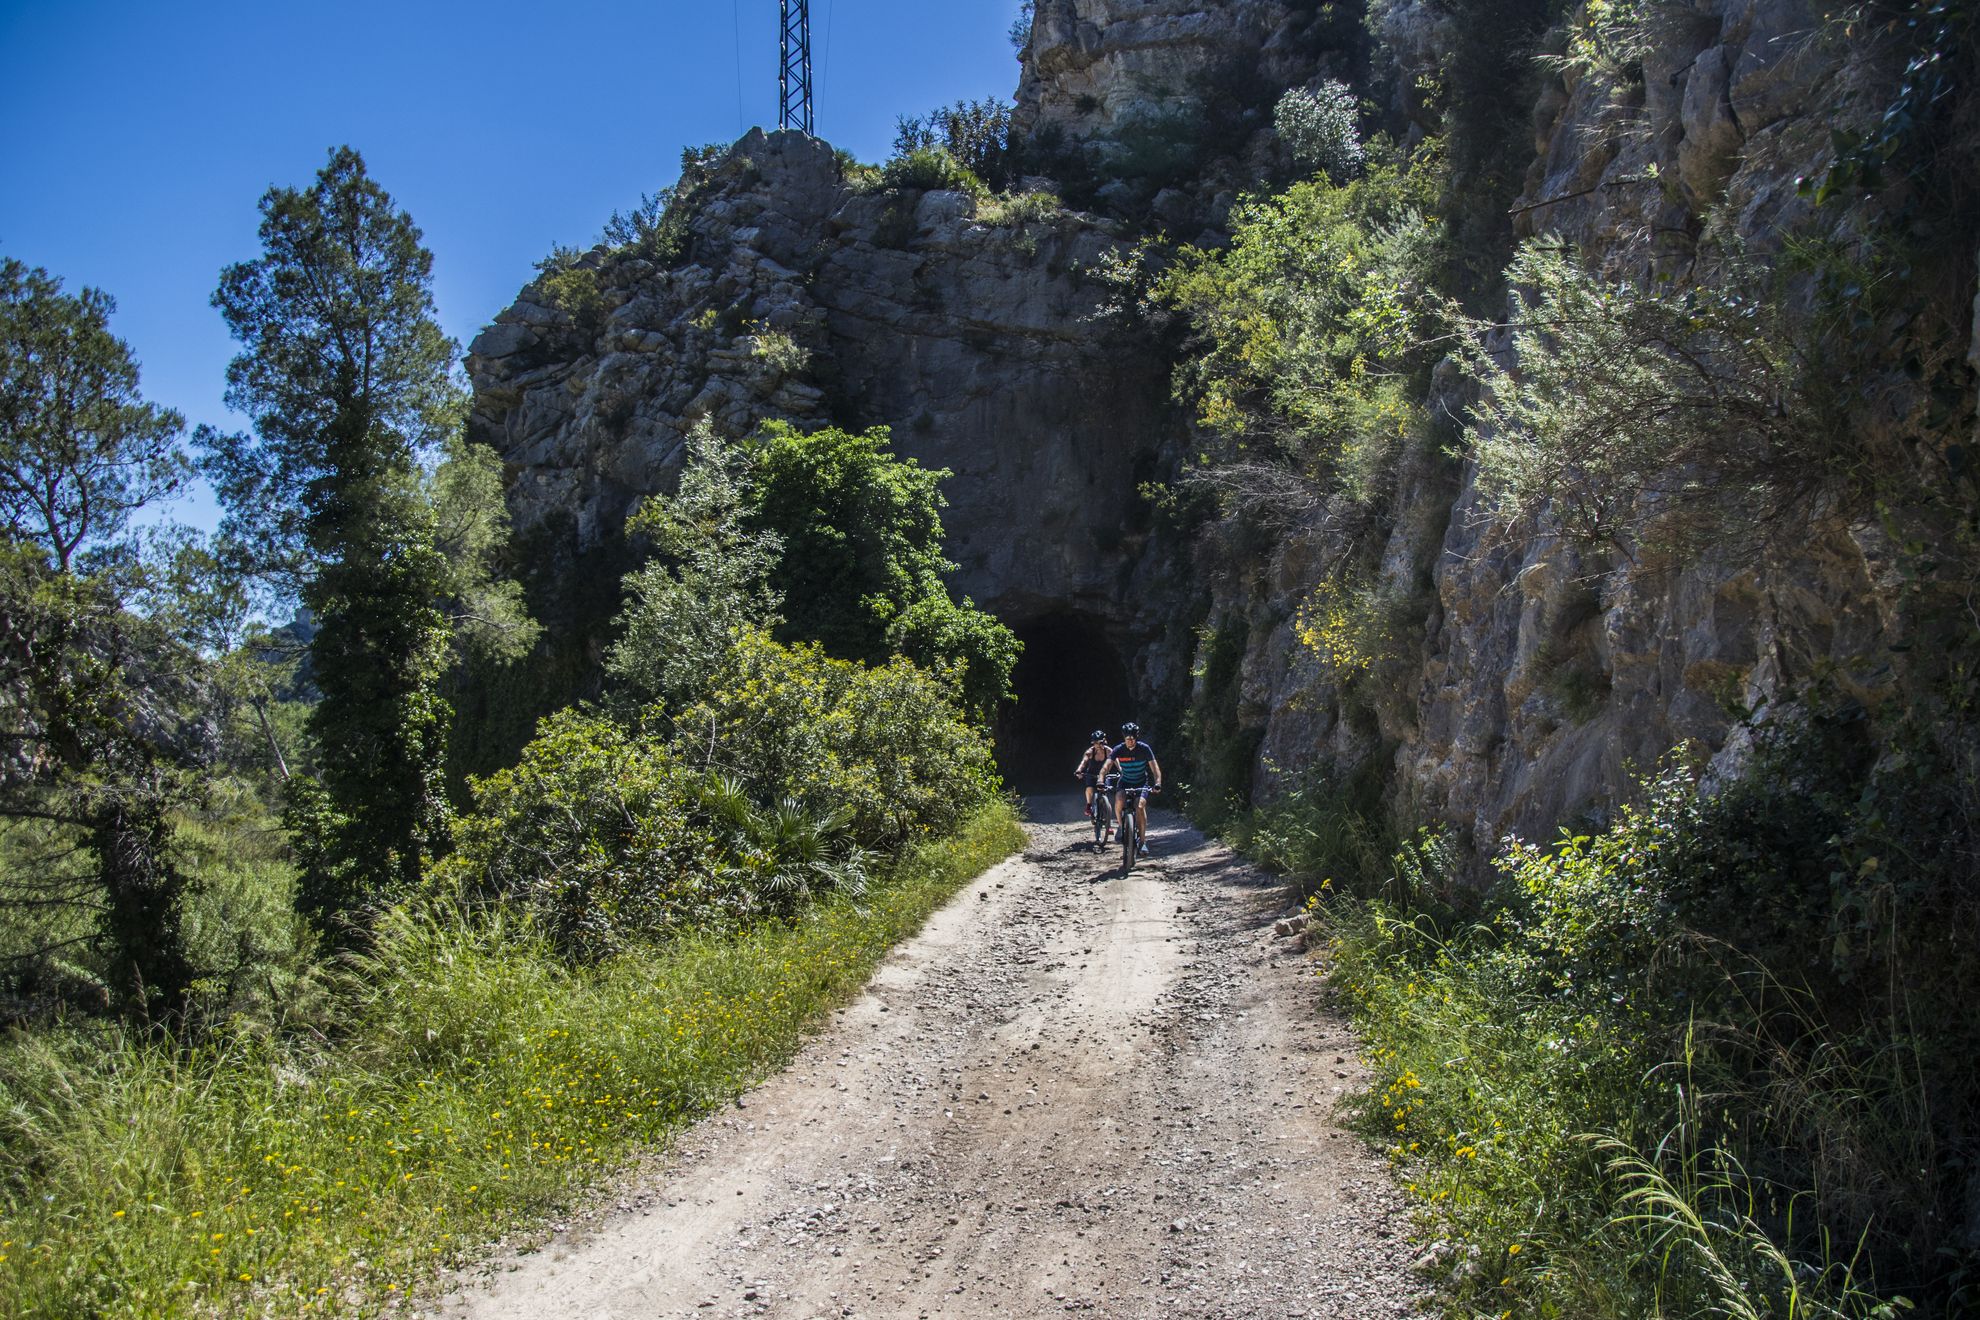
[[1112, 741, 1157, 788], [1077, 746, 1110, 785]]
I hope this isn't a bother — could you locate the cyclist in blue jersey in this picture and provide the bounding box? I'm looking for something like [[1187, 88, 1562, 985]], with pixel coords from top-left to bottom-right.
[[1108, 723, 1163, 858]]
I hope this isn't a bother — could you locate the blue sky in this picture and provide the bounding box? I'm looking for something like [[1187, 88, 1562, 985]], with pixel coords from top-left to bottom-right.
[[0, 0, 1025, 529]]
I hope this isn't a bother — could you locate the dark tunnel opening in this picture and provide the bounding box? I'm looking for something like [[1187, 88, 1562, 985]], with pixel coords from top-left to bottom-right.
[[995, 613, 1135, 792]]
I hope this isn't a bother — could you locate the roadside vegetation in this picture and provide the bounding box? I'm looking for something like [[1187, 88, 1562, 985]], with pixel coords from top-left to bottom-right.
[[1158, 2, 1978, 1316], [1, 145, 1021, 1316]]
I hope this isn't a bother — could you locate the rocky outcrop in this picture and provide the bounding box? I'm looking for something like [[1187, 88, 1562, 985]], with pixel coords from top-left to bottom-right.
[[467, 131, 1188, 685], [473, 0, 1967, 851], [1016, 0, 1328, 140]]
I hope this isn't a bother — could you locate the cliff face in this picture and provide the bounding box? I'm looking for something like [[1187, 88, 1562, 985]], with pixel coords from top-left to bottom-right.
[[1195, 0, 1956, 845], [472, 0, 1969, 842], [467, 135, 1182, 678]]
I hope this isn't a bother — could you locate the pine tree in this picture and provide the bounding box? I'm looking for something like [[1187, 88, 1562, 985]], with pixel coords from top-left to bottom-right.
[[203, 146, 461, 929]]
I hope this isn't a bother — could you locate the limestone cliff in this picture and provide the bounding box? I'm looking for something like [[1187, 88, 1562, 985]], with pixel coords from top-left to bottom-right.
[[470, 0, 1974, 846]]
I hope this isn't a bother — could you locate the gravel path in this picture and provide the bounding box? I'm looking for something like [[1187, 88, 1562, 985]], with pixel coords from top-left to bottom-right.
[[436, 796, 1425, 1319]]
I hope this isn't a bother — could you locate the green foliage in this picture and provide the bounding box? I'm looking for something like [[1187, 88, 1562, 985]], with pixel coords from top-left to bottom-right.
[[892, 99, 1015, 192], [296, 479, 453, 921], [200, 145, 460, 582], [436, 710, 747, 958], [599, 143, 726, 266], [975, 189, 1063, 228], [1177, 619, 1265, 830], [1798, 0, 1976, 208], [0, 259, 189, 573], [885, 591, 1021, 727], [428, 436, 542, 666], [1156, 153, 1446, 520], [1009, 0, 1033, 53], [745, 422, 1018, 719], [752, 424, 944, 654], [1227, 763, 1404, 904], [670, 628, 1000, 850], [1102, 105, 1208, 187], [204, 146, 473, 929], [1455, 237, 1966, 561], [533, 259, 605, 339], [606, 424, 783, 714], [1321, 723, 1979, 1316], [0, 801, 1022, 1318], [0, 545, 209, 1024], [1274, 81, 1367, 182], [880, 146, 991, 199]]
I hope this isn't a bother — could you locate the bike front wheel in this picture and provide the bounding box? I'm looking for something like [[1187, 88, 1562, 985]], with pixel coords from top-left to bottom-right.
[[1120, 807, 1137, 874]]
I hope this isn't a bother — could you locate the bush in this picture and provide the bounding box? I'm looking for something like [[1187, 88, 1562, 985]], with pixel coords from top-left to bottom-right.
[[1274, 81, 1366, 182], [1322, 728, 1980, 1316], [745, 422, 1018, 717], [1155, 152, 1447, 518], [436, 710, 750, 959], [599, 143, 727, 266], [1455, 238, 1916, 558], [0, 801, 1023, 1318], [975, 190, 1063, 228], [881, 147, 990, 200], [892, 100, 1015, 192], [670, 629, 999, 850]]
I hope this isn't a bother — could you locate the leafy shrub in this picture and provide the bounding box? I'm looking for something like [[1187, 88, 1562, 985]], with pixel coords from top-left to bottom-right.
[[670, 628, 999, 849], [745, 422, 1018, 716], [1274, 81, 1366, 181], [892, 99, 1015, 192], [886, 592, 1022, 728], [532, 259, 604, 339], [437, 710, 746, 957], [1102, 105, 1208, 186], [881, 147, 990, 200], [1324, 727, 1980, 1316], [747, 328, 809, 376], [1455, 239, 1907, 557], [1294, 577, 1421, 686], [1156, 153, 1447, 517], [599, 143, 727, 266], [975, 190, 1063, 228]]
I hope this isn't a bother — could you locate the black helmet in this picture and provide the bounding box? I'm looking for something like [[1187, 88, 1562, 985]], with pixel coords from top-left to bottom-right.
[[1090, 730, 1106, 742], [1122, 722, 1140, 735]]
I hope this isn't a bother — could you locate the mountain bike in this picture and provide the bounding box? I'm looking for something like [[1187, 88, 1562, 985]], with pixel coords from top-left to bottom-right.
[[1118, 785, 1157, 874], [1091, 774, 1119, 851]]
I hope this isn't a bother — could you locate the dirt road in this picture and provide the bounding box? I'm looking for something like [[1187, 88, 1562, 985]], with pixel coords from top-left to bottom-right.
[[438, 798, 1423, 1319]]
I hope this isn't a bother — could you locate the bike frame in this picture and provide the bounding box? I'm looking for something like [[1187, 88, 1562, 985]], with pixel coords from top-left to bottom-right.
[[1117, 785, 1155, 873]]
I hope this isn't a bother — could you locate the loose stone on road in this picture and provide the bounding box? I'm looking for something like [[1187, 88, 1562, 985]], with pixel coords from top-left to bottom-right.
[[438, 797, 1424, 1318]]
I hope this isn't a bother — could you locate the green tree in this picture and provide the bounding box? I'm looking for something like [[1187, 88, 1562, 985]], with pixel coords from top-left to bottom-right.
[[0, 546, 206, 1023], [0, 258, 188, 572], [203, 146, 463, 927], [0, 260, 205, 1023], [745, 422, 1018, 724], [606, 423, 783, 713]]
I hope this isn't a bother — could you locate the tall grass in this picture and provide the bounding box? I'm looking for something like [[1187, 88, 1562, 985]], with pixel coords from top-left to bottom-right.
[[0, 801, 1022, 1317]]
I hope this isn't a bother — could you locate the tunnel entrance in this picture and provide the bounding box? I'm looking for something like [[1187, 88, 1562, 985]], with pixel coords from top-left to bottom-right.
[[996, 612, 1134, 792]]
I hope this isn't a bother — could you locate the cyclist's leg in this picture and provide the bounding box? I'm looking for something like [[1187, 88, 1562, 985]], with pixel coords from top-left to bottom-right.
[[1137, 797, 1151, 854]]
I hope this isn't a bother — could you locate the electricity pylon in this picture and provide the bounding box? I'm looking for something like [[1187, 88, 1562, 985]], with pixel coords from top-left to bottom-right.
[[779, 0, 814, 134]]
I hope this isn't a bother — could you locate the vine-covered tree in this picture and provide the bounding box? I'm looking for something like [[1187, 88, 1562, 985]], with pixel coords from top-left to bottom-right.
[[0, 261, 206, 1021], [203, 146, 461, 929]]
